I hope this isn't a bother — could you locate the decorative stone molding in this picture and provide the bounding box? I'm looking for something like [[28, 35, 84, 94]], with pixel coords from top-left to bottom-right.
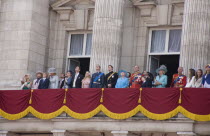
[[131, 0, 156, 17], [131, 0, 183, 26], [51, 0, 95, 30]]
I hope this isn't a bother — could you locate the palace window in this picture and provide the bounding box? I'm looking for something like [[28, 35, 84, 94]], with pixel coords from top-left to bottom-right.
[[68, 33, 92, 57], [66, 32, 92, 75], [149, 28, 182, 54]]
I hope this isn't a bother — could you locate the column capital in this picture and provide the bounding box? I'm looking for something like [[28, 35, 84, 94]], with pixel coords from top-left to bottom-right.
[[177, 132, 197, 136], [111, 131, 129, 136]]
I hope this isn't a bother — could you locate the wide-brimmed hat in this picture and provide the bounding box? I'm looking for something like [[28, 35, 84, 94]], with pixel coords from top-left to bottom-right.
[[156, 65, 167, 74], [48, 68, 56, 74], [118, 70, 128, 77], [36, 71, 43, 74], [205, 64, 210, 68]]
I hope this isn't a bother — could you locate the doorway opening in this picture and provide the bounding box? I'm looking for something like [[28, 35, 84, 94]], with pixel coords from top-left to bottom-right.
[[149, 55, 180, 87], [68, 58, 90, 76]]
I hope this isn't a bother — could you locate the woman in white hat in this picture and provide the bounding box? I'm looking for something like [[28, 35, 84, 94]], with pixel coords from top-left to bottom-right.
[[154, 65, 168, 88], [48, 68, 59, 89]]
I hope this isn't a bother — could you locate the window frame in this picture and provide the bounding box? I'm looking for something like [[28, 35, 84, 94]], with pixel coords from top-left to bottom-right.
[[65, 31, 92, 72], [67, 31, 92, 58], [148, 27, 182, 55], [146, 27, 182, 71]]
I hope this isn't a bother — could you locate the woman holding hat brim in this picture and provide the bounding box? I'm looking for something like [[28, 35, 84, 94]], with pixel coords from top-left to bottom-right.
[[48, 68, 59, 89], [154, 65, 168, 88]]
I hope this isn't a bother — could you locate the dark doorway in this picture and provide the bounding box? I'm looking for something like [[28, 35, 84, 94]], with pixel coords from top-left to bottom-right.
[[159, 55, 180, 87], [69, 58, 90, 76]]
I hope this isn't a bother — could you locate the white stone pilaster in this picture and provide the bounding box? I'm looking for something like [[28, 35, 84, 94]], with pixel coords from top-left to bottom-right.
[[90, 0, 125, 73], [111, 131, 128, 136], [180, 0, 210, 73]]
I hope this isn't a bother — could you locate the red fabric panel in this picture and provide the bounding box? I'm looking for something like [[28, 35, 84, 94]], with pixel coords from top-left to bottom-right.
[[66, 88, 101, 113], [0, 90, 30, 114], [31, 89, 64, 113], [181, 88, 210, 115], [141, 88, 180, 114], [103, 88, 139, 113]]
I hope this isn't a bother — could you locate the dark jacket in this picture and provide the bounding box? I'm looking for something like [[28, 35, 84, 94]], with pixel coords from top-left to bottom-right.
[[105, 71, 118, 88], [71, 73, 84, 88], [142, 80, 153, 88], [38, 78, 50, 89], [90, 72, 105, 88]]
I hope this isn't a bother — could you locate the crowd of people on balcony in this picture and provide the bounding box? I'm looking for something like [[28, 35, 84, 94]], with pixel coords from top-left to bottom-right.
[[20, 64, 210, 90]]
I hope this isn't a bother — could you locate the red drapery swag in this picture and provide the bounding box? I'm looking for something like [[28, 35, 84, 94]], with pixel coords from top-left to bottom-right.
[[1, 88, 210, 121]]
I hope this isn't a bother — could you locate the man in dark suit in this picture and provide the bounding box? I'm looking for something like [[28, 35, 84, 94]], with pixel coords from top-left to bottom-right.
[[38, 73, 50, 89], [71, 66, 84, 88], [105, 65, 118, 88]]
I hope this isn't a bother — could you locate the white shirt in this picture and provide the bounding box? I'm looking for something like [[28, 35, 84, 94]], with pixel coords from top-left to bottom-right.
[[73, 73, 79, 87], [32, 79, 41, 89]]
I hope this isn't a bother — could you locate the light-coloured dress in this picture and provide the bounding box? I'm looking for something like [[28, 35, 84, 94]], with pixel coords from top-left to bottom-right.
[[154, 75, 167, 88], [115, 77, 129, 88], [82, 77, 91, 88], [49, 75, 59, 89], [186, 76, 202, 88]]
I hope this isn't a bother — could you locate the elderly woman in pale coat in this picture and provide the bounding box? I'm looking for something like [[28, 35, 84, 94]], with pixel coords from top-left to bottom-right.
[[48, 68, 59, 89]]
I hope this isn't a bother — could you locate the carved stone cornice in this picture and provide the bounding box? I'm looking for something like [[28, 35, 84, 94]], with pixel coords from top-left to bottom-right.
[[131, 0, 156, 17]]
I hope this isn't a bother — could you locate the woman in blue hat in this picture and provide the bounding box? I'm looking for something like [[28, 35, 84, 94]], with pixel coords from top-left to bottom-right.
[[154, 65, 168, 88], [115, 70, 129, 88]]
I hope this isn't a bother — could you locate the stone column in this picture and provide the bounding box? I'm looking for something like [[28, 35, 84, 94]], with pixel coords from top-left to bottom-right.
[[179, 0, 210, 74], [111, 131, 128, 136], [89, 0, 125, 73]]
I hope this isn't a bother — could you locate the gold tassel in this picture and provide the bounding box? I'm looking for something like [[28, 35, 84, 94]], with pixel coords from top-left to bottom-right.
[[100, 88, 104, 103], [29, 90, 34, 104], [63, 88, 68, 104], [179, 88, 183, 104], [138, 88, 142, 104]]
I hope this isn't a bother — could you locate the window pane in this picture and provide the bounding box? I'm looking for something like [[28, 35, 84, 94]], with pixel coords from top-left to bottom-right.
[[70, 34, 84, 56], [150, 30, 166, 53], [168, 29, 182, 52], [86, 33, 92, 55]]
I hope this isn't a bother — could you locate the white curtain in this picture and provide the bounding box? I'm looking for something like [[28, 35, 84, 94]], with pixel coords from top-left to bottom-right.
[[151, 30, 166, 53], [168, 29, 182, 52], [85, 33, 92, 55], [70, 34, 84, 56]]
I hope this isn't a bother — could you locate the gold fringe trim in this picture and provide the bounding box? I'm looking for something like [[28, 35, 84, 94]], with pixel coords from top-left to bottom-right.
[[139, 105, 180, 120], [101, 105, 140, 120], [29, 106, 65, 120], [0, 107, 30, 120], [179, 106, 210, 121], [65, 105, 101, 119], [1, 105, 210, 121]]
